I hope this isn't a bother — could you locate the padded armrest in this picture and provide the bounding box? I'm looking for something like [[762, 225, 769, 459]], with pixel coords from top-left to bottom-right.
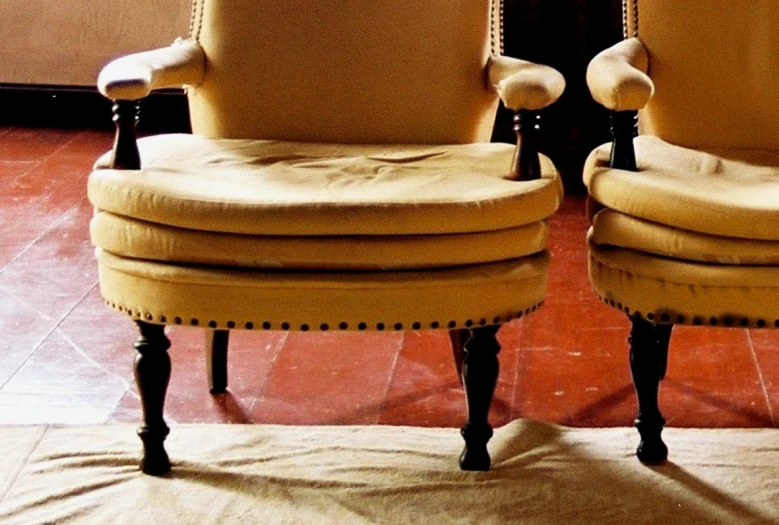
[[586, 38, 654, 111], [487, 56, 565, 111], [97, 39, 206, 101]]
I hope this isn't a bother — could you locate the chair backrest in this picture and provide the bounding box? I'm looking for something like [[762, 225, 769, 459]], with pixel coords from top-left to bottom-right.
[[633, 0, 779, 155], [187, 0, 500, 144]]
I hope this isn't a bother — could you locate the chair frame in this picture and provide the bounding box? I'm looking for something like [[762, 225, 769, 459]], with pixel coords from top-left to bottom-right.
[[108, 96, 549, 474], [599, 108, 673, 463]]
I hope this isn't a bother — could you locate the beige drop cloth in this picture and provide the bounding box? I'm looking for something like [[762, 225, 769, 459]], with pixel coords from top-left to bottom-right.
[[0, 420, 777, 524]]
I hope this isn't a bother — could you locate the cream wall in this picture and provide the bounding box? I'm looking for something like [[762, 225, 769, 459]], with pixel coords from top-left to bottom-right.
[[0, 0, 191, 86]]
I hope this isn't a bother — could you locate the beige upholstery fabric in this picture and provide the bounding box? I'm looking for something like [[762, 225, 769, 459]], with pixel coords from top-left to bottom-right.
[[584, 136, 779, 240], [589, 242, 779, 327], [89, 1, 566, 336], [634, 0, 779, 152], [585, 38, 653, 112], [488, 56, 566, 111], [97, 39, 205, 100], [91, 212, 548, 271], [189, 0, 498, 144], [90, 135, 562, 236], [591, 209, 779, 266], [97, 249, 549, 331]]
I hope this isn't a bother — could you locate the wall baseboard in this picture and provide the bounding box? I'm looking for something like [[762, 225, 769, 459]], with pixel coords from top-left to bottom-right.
[[0, 84, 191, 133]]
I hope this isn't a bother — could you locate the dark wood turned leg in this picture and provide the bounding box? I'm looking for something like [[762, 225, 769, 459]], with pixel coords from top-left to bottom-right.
[[449, 328, 470, 386], [109, 100, 141, 170], [459, 324, 501, 471], [206, 329, 229, 393], [134, 321, 172, 475], [629, 317, 672, 464]]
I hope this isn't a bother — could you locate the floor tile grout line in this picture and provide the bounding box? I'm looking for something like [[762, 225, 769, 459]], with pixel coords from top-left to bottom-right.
[[0, 424, 50, 506], [0, 128, 93, 275], [746, 330, 776, 427], [508, 319, 526, 422], [0, 199, 85, 276], [0, 282, 100, 391], [374, 331, 406, 424], [42, 129, 88, 162], [245, 331, 290, 418], [58, 330, 133, 392]]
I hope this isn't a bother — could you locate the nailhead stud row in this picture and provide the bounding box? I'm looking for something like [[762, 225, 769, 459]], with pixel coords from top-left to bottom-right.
[[597, 294, 773, 328], [105, 299, 544, 331]]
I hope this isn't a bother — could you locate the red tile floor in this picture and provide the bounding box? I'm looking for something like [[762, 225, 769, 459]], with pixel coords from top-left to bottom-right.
[[1, 125, 778, 431]]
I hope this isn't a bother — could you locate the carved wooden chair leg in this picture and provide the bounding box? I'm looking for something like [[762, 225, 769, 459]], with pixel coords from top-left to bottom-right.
[[448, 328, 470, 386], [134, 321, 172, 475], [459, 324, 501, 471], [206, 329, 230, 393], [629, 316, 672, 464]]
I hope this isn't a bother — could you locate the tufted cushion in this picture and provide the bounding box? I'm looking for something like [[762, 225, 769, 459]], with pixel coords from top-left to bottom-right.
[[589, 241, 779, 327], [584, 136, 779, 241], [89, 134, 562, 237], [97, 249, 549, 332], [590, 208, 779, 266], [91, 211, 548, 270]]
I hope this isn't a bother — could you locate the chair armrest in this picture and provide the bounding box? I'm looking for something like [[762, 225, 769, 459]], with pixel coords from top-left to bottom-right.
[[586, 38, 654, 111], [97, 39, 206, 101], [487, 56, 565, 111]]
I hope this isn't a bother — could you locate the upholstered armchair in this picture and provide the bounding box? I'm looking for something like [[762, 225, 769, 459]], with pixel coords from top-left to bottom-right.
[[89, 0, 565, 475], [584, 0, 779, 463]]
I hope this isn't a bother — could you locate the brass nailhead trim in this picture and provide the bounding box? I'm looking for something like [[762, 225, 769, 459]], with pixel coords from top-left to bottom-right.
[[104, 300, 543, 332]]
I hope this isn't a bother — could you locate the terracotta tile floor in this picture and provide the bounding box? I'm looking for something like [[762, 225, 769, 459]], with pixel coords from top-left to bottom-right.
[[1, 125, 778, 430]]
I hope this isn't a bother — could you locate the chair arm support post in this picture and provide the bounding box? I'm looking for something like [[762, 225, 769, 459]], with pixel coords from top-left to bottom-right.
[[609, 110, 638, 171], [109, 100, 142, 170], [510, 109, 542, 181]]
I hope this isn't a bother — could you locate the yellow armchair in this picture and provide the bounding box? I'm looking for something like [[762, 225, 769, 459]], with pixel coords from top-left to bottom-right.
[[90, 0, 564, 475], [584, 0, 779, 463]]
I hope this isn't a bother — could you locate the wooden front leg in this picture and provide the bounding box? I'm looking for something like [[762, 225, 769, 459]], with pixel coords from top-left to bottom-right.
[[629, 316, 672, 464], [134, 321, 172, 475], [459, 324, 501, 471]]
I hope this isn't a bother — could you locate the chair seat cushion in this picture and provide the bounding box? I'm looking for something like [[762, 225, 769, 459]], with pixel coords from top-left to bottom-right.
[[91, 211, 548, 270], [584, 135, 779, 240], [588, 242, 779, 327], [590, 208, 779, 265], [89, 134, 562, 237], [97, 249, 549, 332]]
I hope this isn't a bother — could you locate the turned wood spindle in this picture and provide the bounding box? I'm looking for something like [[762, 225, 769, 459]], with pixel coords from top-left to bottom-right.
[[609, 110, 638, 171], [510, 109, 542, 181], [109, 100, 141, 170]]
